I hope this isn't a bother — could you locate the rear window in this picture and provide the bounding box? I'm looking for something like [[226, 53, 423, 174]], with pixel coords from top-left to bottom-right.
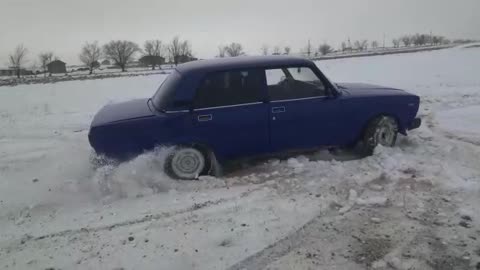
[[193, 69, 264, 109], [151, 70, 182, 110]]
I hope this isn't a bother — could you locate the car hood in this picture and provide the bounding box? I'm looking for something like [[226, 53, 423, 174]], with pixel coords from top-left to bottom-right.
[[336, 82, 409, 96], [91, 98, 154, 127]]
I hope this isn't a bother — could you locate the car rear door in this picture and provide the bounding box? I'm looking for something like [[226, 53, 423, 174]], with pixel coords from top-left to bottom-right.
[[190, 69, 269, 160], [265, 66, 344, 152]]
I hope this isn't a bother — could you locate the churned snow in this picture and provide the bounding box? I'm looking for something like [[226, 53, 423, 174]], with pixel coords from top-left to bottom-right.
[[1, 45, 480, 270]]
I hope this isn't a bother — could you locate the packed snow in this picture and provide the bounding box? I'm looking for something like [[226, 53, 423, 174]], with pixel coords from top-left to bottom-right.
[[0, 46, 479, 270]]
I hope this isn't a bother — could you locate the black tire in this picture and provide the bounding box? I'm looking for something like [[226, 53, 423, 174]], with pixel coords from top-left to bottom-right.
[[164, 146, 210, 180], [357, 116, 398, 156]]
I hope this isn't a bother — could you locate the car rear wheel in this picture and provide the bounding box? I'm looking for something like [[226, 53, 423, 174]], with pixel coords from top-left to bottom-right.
[[358, 116, 398, 156], [165, 147, 206, 180]]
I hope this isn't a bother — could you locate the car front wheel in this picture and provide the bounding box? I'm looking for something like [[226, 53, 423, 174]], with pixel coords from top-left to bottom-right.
[[358, 116, 398, 156], [165, 147, 206, 180]]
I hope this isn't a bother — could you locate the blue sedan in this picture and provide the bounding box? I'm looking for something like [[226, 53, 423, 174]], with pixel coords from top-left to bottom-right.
[[88, 56, 421, 179]]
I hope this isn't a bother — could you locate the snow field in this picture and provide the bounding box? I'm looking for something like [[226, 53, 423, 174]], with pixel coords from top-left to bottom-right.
[[0, 45, 480, 269]]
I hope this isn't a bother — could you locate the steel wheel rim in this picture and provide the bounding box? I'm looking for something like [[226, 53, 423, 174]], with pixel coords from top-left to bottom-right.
[[375, 117, 398, 146], [171, 148, 205, 179]]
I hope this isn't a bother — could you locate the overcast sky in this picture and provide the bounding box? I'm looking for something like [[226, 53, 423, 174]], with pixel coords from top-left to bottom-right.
[[0, 0, 479, 67]]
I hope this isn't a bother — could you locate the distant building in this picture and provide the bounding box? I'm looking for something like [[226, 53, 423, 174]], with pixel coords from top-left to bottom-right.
[[47, 60, 67, 74], [101, 59, 111, 65], [0, 68, 33, 76], [0, 69, 14, 76]]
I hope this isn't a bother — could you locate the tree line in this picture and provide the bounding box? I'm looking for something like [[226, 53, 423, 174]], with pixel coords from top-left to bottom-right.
[[391, 33, 451, 48], [6, 33, 472, 78], [7, 36, 193, 78]]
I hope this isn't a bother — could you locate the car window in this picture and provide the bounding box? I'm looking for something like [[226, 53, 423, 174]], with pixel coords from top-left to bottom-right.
[[265, 68, 286, 85], [266, 67, 326, 101], [194, 69, 263, 109], [151, 70, 182, 110]]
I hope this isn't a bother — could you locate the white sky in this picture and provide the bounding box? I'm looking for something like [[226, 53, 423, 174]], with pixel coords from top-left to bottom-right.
[[0, 0, 479, 66]]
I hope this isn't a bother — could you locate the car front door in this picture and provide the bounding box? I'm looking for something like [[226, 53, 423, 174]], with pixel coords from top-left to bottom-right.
[[190, 69, 269, 160], [265, 66, 343, 152]]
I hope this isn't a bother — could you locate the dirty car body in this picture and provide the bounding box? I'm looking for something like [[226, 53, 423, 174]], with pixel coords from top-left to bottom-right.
[[88, 56, 421, 164]]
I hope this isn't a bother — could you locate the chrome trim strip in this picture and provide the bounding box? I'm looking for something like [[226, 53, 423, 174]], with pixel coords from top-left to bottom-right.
[[165, 97, 325, 113], [271, 96, 326, 103], [164, 110, 189, 113], [194, 101, 263, 111]]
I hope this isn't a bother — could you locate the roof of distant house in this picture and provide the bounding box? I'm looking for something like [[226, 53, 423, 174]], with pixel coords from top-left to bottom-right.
[[47, 60, 66, 66]]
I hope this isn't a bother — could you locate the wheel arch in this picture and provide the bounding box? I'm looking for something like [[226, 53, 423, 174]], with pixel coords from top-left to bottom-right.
[[364, 113, 404, 136]]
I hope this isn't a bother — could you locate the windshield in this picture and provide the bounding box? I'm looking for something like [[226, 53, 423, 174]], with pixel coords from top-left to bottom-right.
[[151, 70, 181, 110]]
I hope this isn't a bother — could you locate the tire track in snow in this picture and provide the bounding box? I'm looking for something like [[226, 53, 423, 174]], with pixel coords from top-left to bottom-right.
[[227, 209, 340, 270], [424, 109, 480, 147], [7, 185, 265, 247]]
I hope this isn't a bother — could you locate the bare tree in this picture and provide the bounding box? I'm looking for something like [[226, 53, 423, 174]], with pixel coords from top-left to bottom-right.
[[103, 40, 140, 72], [401, 36, 412, 47], [371, 40, 379, 49], [260, 44, 269, 56], [79, 41, 102, 74], [432, 35, 445, 45], [304, 40, 313, 58], [284, 46, 291, 55], [412, 34, 428, 46], [224, 42, 244, 57], [354, 40, 361, 50], [392, 39, 401, 48], [168, 36, 192, 65], [273, 46, 281, 55], [30, 61, 39, 77], [318, 43, 332, 55], [39, 52, 54, 77], [179, 40, 192, 61], [361, 40, 369, 51], [354, 40, 368, 51], [9, 44, 28, 78], [168, 36, 182, 64], [143, 40, 164, 70], [217, 45, 227, 58]]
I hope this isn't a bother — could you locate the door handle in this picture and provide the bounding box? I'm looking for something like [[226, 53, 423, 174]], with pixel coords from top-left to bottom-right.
[[197, 114, 213, 122], [271, 106, 286, 113]]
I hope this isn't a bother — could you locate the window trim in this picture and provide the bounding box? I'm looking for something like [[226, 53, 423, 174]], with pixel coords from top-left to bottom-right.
[[265, 65, 328, 102], [193, 101, 263, 112], [270, 95, 327, 103]]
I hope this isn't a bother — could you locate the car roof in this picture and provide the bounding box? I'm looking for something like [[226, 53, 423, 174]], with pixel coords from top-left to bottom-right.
[[175, 55, 314, 75]]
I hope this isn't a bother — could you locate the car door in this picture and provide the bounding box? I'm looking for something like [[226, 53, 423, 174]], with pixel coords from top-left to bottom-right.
[[190, 69, 270, 160], [265, 66, 343, 152]]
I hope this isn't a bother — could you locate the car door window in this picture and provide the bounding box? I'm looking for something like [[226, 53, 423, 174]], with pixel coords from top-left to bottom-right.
[[194, 70, 263, 109], [266, 67, 326, 101]]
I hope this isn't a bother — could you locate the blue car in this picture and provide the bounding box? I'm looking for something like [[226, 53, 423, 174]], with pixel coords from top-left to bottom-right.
[[89, 56, 421, 179]]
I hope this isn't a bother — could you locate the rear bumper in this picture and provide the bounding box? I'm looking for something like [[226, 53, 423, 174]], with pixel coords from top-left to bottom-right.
[[408, 118, 421, 130]]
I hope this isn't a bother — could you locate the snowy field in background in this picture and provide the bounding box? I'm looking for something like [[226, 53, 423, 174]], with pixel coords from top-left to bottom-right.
[[0, 46, 479, 270]]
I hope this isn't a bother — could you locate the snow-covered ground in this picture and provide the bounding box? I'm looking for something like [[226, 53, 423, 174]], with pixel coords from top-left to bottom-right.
[[0, 67, 172, 87], [0, 46, 479, 270]]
